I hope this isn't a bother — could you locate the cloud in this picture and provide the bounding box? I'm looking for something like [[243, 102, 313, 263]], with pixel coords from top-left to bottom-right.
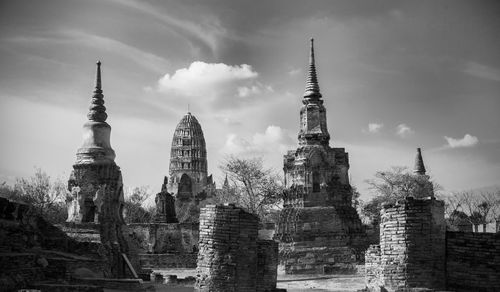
[[396, 123, 414, 138], [158, 61, 257, 97], [158, 62, 257, 96], [444, 134, 479, 148], [238, 85, 262, 98], [157, 61, 273, 110], [462, 62, 500, 82], [364, 122, 384, 134], [221, 125, 295, 156]]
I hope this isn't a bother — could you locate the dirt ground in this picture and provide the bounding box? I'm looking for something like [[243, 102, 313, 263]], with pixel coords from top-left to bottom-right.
[[144, 268, 365, 292]]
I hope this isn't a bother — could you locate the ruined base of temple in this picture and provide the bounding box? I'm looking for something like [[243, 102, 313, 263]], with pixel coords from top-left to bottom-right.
[[276, 206, 367, 274], [0, 197, 127, 291], [123, 221, 199, 276], [59, 221, 131, 279]]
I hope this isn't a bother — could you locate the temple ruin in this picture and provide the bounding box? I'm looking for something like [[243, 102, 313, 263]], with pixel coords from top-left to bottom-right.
[[64, 61, 129, 278], [275, 39, 365, 274], [123, 112, 219, 272], [124, 178, 199, 271], [154, 177, 178, 223]]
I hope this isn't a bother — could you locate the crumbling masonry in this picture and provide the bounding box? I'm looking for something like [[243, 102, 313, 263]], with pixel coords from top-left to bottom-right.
[[65, 61, 128, 278], [275, 39, 365, 274], [195, 204, 279, 292], [365, 197, 500, 292]]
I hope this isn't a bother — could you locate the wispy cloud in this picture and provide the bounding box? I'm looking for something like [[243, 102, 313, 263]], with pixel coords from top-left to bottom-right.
[[396, 123, 414, 138], [6, 31, 170, 74], [363, 122, 384, 134], [444, 134, 479, 148], [109, 0, 226, 56], [462, 61, 500, 82], [288, 68, 302, 76]]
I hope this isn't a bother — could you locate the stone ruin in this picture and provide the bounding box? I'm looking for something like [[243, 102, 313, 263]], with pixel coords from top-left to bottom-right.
[[124, 111, 221, 273], [124, 178, 199, 272], [154, 177, 178, 223], [64, 61, 130, 278], [365, 196, 500, 292], [275, 39, 366, 274], [195, 204, 281, 292], [0, 195, 150, 291]]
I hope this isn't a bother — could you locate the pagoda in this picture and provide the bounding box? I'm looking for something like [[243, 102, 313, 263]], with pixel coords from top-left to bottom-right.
[[275, 39, 365, 274]]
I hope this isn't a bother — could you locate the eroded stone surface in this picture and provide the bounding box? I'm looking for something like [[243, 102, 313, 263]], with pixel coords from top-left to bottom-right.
[[275, 39, 365, 274], [365, 197, 500, 292], [154, 177, 178, 223], [65, 62, 129, 278], [195, 204, 279, 292]]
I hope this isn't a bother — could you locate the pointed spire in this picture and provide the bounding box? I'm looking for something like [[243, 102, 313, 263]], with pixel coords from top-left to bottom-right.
[[413, 147, 426, 175], [223, 174, 229, 188], [87, 61, 108, 122], [304, 38, 322, 99], [95, 60, 102, 91]]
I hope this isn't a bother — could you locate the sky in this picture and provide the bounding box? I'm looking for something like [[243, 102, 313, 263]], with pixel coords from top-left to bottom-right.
[[0, 0, 499, 200]]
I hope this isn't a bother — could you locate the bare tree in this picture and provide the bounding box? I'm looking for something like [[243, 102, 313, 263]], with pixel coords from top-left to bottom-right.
[[12, 167, 67, 222], [361, 166, 440, 225], [443, 190, 500, 232], [219, 156, 284, 221], [123, 186, 154, 223]]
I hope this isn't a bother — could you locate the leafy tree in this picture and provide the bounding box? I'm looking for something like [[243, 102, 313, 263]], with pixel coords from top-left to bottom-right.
[[360, 166, 439, 225], [123, 186, 154, 223], [219, 156, 284, 221], [9, 167, 67, 223]]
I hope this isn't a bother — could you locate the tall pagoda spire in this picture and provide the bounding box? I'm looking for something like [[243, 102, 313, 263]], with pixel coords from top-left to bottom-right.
[[413, 147, 426, 175], [87, 61, 108, 122], [75, 61, 115, 164], [304, 38, 322, 99], [298, 38, 329, 146]]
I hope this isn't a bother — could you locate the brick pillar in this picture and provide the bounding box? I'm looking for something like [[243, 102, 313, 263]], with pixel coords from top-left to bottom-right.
[[378, 197, 446, 291], [195, 204, 259, 292]]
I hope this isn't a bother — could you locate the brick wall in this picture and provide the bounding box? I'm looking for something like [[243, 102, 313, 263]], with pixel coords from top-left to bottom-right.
[[365, 197, 500, 292], [256, 240, 278, 292], [365, 197, 446, 292], [446, 231, 500, 292], [195, 204, 279, 292]]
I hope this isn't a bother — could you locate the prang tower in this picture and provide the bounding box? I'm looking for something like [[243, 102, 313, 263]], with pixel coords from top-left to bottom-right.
[[167, 112, 215, 222], [275, 39, 364, 274]]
